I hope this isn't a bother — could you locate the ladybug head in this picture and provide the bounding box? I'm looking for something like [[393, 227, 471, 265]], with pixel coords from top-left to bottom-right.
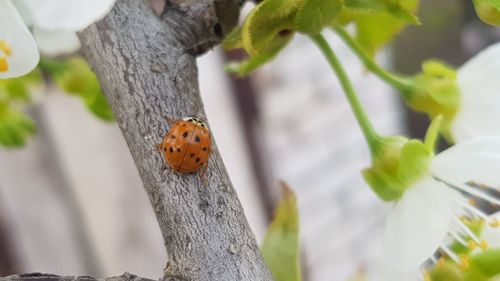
[[183, 116, 208, 129]]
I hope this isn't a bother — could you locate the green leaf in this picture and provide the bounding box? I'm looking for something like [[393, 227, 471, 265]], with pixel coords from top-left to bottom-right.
[[0, 104, 36, 147], [473, 0, 500, 25], [40, 57, 114, 122], [223, 25, 244, 50], [0, 69, 42, 102], [242, 0, 298, 55], [261, 182, 301, 281], [295, 0, 342, 34], [83, 88, 115, 121], [226, 34, 292, 76], [354, 0, 420, 56]]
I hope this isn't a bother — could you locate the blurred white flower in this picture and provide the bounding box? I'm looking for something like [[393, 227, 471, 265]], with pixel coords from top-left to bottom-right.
[[381, 137, 500, 275], [0, 0, 115, 78], [451, 42, 500, 142]]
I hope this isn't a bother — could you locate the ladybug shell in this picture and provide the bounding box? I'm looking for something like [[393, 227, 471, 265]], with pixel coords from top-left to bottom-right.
[[161, 120, 211, 173]]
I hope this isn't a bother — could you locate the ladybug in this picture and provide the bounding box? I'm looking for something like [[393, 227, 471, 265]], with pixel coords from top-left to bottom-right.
[[159, 116, 212, 176]]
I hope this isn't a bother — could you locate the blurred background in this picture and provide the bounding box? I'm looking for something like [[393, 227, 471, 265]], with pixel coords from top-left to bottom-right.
[[1, 1, 500, 281]]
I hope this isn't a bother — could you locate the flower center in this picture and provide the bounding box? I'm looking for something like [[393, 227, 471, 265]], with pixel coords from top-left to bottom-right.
[[427, 177, 500, 272], [0, 39, 13, 72]]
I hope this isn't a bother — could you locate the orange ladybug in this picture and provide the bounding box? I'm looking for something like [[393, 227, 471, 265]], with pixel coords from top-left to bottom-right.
[[159, 116, 211, 175]]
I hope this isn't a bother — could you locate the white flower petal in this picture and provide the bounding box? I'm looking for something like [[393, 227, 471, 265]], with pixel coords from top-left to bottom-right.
[[452, 43, 500, 141], [33, 27, 80, 57], [478, 211, 500, 249], [0, 0, 39, 79], [370, 259, 421, 281], [22, 0, 116, 31], [383, 177, 453, 272], [433, 137, 500, 188], [11, 0, 34, 26]]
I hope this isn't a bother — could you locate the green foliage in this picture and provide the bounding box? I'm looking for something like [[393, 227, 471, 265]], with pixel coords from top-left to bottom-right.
[[39, 57, 114, 121], [295, 0, 342, 34], [241, 0, 298, 56], [261, 182, 301, 281], [348, 0, 420, 57], [224, 0, 420, 75], [0, 69, 42, 102], [473, 0, 500, 25], [0, 104, 36, 147], [0, 69, 41, 147], [225, 0, 344, 74]]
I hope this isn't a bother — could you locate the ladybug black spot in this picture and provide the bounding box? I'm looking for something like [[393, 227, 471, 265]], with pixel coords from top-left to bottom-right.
[[171, 135, 176, 139], [195, 136, 200, 143], [196, 157, 201, 163], [202, 147, 207, 151], [182, 124, 186, 127], [190, 153, 195, 157], [169, 147, 174, 153], [183, 131, 188, 138], [177, 148, 181, 152]]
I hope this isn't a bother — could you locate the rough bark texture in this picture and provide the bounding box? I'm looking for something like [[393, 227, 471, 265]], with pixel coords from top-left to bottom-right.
[[73, 0, 274, 281], [1, 272, 154, 281]]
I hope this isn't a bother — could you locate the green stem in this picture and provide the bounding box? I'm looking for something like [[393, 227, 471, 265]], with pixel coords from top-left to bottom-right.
[[333, 25, 413, 92], [311, 33, 381, 153]]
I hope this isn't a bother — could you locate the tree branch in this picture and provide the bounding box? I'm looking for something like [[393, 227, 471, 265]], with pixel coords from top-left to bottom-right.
[[73, 0, 273, 280], [3, 272, 154, 281]]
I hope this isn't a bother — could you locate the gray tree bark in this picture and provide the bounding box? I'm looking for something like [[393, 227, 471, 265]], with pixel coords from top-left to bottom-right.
[[79, 0, 272, 280], [2, 0, 274, 281]]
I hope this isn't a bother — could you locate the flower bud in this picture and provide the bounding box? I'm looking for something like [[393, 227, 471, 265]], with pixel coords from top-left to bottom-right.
[[402, 60, 460, 141], [363, 136, 432, 201]]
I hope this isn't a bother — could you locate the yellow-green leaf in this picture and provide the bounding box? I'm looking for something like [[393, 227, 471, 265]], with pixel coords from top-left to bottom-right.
[[295, 0, 342, 34], [223, 25, 244, 50], [473, 0, 500, 25], [242, 0, 298, 55], [0, 69, 42, 102], [261, 182, 301, 281], [226, 32, 292, 76], [354, 0, 420, 56], [40, 57, 114, 122], [0, 104, 36, 148]]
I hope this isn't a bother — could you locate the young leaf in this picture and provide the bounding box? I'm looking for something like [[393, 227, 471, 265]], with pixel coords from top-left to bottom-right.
[[242, 0, 298, 55], [40, 57, 114, 121], [473, 0, 500, 25], [223, 25, 244, 50], [226, 33, 292, 76], [354, 0, 420, 56], [295, 0, 342, 34], [261, 182, 301, 281], [0, 69, 42, 102], [0, 104, 36, 147]]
